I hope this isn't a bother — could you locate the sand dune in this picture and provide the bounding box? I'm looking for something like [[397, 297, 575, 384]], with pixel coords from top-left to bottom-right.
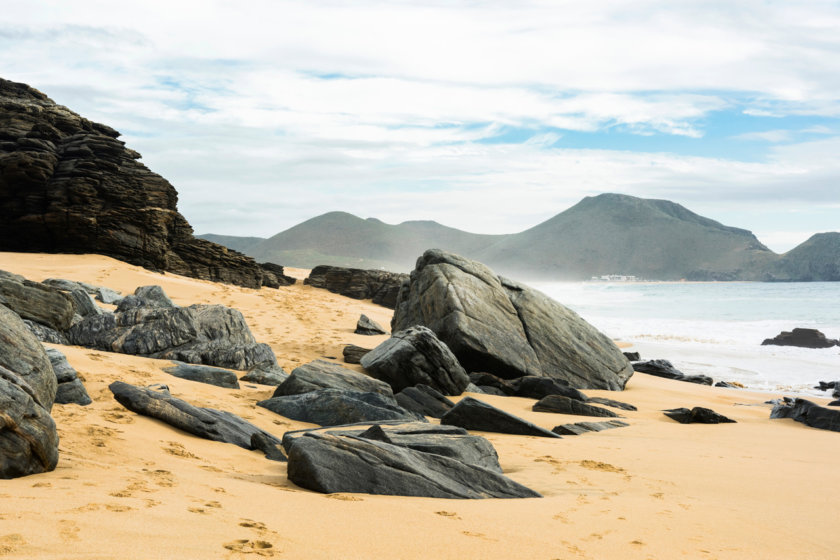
[[1, 252, 838, 559]]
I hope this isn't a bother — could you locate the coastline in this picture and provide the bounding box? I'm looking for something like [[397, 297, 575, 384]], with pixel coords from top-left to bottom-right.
[[1, 252, 838, 559]]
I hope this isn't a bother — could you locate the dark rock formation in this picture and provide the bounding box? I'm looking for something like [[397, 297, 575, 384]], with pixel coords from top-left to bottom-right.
[[552, 420, 629, 436], [285, 431, 540, 499], [273, 359, 392, 398], [0, 77, 273, 289], [258, 388, 425, 426], [67, 302, 274, 370], [632, 359, 714, 385], [441, 397, 561, 438], [585, 396, 637, 411], [663, 407, 736, 424], [342, 344, 371, 365], [355, 314, 387, 335], [532, 395, 620, 417], [258, 262, 296, 288], [815, 381, 837, 391], [714, 381, 744, 389], [304, 265, 408, 309], [468, 372, 517, 396], [623, 351, 640, 361], [109, 381, 284, 459], [513, 376, 588, 402], [239, 361, 289, 386], [46, 348, 91, 406], [23, 319, 67, 344], [770, 398, 840, 432], [133, 285, 175, 308], [394, 384, 455, 418], [761, 328, 838, 349], [162, 361, 240, 389], [0, 304, 56, 409], [0, 365, 59, 478], [392, 250, 633, 390], [361, 326, 469, 395], [0, 272, 74, 332]]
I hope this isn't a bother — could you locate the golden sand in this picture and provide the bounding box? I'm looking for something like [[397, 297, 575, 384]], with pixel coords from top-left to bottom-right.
[[0, 252, 838, 559]]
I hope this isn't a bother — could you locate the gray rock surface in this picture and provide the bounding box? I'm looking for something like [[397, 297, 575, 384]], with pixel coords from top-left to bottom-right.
[[0, 365, 59, 478], [109, 381, 284, 459], [0, 274, 75, 332], [273, 360, 392, 398], [133, 285, 176, 308], [663, 407, 736, 424], [46, 348, 91, 406], [441, 397, 561, 438], [305, 266, 408, 309], [286, 431, 540, 498], [95, 287, 123, 305], [585, 396, 637, 411], [0, 304, 56, 409], [162, 361, 240, 389], [361, 326, 469, 395], [532, 395, 620, 417], [391, 250, 633, 390], [23, 319, 68, 344], [552, 420, 629, 436], [513, 376, 588, 401], [342, 344, 371, 364], [632, 359, 714, 385], [770, 398, 840, 432], [468, 372, 517, 395], [258, 388, 425, 426], [240, 361, 289, 386], [355, 314, 387, 335], [394, 384, 455, 418]]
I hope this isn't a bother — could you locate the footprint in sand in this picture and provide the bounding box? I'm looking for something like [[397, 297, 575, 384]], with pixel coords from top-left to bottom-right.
[[223, 539, 275, 556], [163, 441, 201, 460], [143, 469, 176, 487], [435, 511, 462, 520], [58, 520, 80, 542], [0, 534, 26, 555], [324, 494, 363, 502]]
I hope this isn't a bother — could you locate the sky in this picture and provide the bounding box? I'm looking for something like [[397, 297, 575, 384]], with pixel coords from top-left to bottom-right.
[[2, 0, 840, 252]]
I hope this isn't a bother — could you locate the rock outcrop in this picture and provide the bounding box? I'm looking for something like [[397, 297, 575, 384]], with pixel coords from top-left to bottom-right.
[[441, 397, 561, 438], [663, 407, 736, 424], [394, 385, 455, 418], [0, 271, 74, 332], [272, 360, 393, 398], [532, 395, 620, 418], [258, 388, 425, 426], [392, 250, 633, 390], [770, 398, 840, 432], [761, 328, 838, 349], [0, 77, 272, 289], [304, 265, 408, 309]]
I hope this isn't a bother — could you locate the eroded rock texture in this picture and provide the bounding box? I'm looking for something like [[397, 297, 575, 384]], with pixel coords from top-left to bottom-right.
[[304, 266, 408, 309], [0, 77, 269, 289]]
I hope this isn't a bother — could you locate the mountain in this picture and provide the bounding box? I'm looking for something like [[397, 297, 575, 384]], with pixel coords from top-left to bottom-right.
[[765, 232, 840, 281], [239, 211, 503, 271], [474, 193, 777, 280]]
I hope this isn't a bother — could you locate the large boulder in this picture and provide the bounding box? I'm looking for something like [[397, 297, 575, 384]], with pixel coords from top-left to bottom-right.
[[761, 328, 838, 349], [391, 250, 633, 390], [258, 388, 425, 426], [273, 360, 392, 398], [394, 385, 455, 418], [0, 272, 75, 332], [0, 304, 56, 409], [441, 397, 561, 438], [770, 398, 840, 432], [0, 365, 59, 478], [109, 382, 284, 460], [285, 431, 540, 499], [304, 266, 408, 309], [360, 326, 470, 395], [46, 348, 91, 406]]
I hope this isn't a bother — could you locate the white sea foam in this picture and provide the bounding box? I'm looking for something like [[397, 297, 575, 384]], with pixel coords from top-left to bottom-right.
[[532, 281, 840, 396]]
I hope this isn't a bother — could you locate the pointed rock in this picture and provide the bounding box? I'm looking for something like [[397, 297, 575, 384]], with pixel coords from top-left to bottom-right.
[[441, 397, 561, 438]]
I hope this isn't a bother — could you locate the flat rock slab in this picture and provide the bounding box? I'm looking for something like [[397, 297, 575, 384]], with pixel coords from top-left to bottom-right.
[[361, 325, 469, 395], [532, 395, 620, 418], [585, 396, 637, 411], [273, 360, 392, 398], [258, 388, 426, 426], [633, 359, 714, 386], [286, 431, 540, 499], [441, 397, 561, 438], [162, 362, 240, 389], [663, 407, 736, 424], [513, 376, 587, 401], [394, 384, 454, 418], [771, 398, 840, 432], [343, 344, 372, 365], [552, 420, 629, 436], [355, 314, 387, 335], [240, 362, 289, 386], [109, 381, 285, 460], [0, 274, 75, 332]]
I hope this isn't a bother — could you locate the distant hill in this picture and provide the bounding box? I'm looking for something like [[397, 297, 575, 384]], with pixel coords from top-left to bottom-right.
[[200, 194, 838, 281]]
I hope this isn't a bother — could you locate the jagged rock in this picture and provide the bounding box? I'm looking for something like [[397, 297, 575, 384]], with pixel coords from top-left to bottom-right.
[[0, 304, 56, 409], [133, 285, 176, 308], [0, 365, 59, 478], [391, 250, 633, 390], [0, 77, 271, 289], [468, 372, 517, 395], [552, 420, 629, 436], [46, 348, 91, 406], [623, 351, 640, 361], [0, 273, 74, 331], [109, 381, 284, 459], [258, 388, 425, 426], [532, 395, 620, 417], [714, 381, 744, 389], [304, 265, 408, 309], [762, 328, 838, 349], [23, 319, 67, 344], [815, 381, 838, 391], [441, 397, 561, 438], [162, 361, 240, 389], [770, 398, 840, 432], [258, 262, 296, 288], [513, 376, 588, 401], [95, 287, 123, 305], [240, 361, 289, 386], [273, 360, 392, 398], [585, 396, 637, 411], [663, 407, 736, 424], [465, 383, 485, 393], [355, 314, 387, 335], [394, 385, 455, 418], [632, 359, 714, 385], [342, 344, 371, 364], [285, 431, 540, 499], [361, 326, 469, 395], [67, 303, 274, 370]]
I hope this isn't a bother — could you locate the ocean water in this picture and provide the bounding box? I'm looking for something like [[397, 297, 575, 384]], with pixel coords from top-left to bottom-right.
[[532, 281, 840, 396]]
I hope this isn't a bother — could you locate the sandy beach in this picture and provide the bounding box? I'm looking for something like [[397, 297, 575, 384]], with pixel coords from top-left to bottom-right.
[[1, 252, 838, 559]]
